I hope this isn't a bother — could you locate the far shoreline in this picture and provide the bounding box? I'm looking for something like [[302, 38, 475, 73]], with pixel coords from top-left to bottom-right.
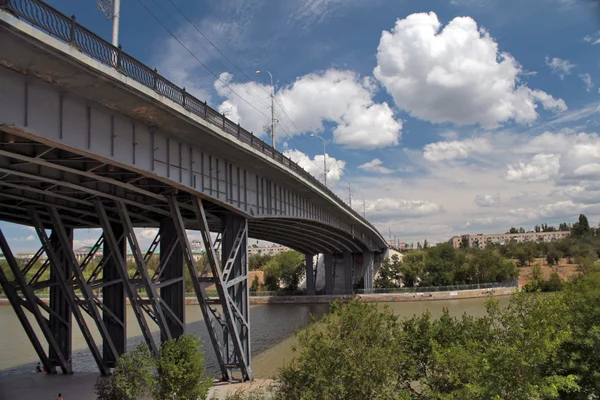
[[0, 286, 516, 306]]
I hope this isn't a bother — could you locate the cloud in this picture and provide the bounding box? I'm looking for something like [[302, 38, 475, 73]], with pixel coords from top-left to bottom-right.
[[215, 70, 402, 149], [580, 73, 593, 92], [423, 138, 492, 162], [13, 235, 35, 242], [363, 198, 444, 218], [583, 32, 600, 45], [283, 149, 345, 184], [545, 56, 576, 79], [373, 12, 566, 128], [475, 194, 500, 207], [289, 0, 372, 28], [358, 158, 394, 174], [505, 154, 560, 182]]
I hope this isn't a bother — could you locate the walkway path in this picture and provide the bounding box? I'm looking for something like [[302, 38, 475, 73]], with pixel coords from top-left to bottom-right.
[[0, 372, 274, 400]]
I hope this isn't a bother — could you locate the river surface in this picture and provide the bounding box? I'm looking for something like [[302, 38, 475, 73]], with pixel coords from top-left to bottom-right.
[[0, 296, 509, 379]]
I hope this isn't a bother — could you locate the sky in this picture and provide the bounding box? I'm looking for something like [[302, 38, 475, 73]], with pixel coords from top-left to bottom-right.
[[3, 0, 600, 251]]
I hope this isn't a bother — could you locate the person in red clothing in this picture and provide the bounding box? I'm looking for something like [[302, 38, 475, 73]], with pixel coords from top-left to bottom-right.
[[57, 393, 63, 400]]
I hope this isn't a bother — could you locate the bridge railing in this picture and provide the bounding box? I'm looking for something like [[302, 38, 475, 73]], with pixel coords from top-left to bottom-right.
[[0, 0, 384, 244]]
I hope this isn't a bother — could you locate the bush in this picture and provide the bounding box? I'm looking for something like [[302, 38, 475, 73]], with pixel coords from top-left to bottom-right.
[[250, 275, 260, 292], [95, 335, 211, 400], [95, 343, 154, 400], [155, 335, 212, 400]]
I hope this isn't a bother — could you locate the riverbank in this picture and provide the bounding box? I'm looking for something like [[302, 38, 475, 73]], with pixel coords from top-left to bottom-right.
[[0, 372, 275, 400], [0, 286, 516, 307]]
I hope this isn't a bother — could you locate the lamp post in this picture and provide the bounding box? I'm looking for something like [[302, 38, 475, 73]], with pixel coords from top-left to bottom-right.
[[310, 133, 327, 187], [255, 70, 275, 150]]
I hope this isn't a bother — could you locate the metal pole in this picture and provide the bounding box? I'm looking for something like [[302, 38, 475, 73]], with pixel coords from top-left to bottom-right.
[[348, 182, 352, 207], [255, 70, 275, 150], [323, 139, 327, 187], [111, 0, 120, 47]]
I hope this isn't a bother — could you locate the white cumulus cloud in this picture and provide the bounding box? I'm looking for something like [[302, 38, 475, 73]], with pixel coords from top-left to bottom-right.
[[364, 198, 444, 218], [358, 158, 393, 174], [283, 149, 345, 184], [373, 12, 566, 128], [423, 138, 492, 162], [505, 154, 560, 182], [215, 70, 402, 149]]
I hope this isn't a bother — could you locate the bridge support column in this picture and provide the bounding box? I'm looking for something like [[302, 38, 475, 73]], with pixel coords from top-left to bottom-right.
[[305, 254, 315, 295], [103, 223, 126, 367], [221, 214, 250, 374], [160, 219, 185, 340], [363, 250, 374, 293], [344, 252, 354, 295], [324, 253, 334, 295], [49, 230, 72, 373]]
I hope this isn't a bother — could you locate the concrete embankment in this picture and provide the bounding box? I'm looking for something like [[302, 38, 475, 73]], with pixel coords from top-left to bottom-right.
[[0, 287, 517, 306], [248, 286, 517, 304]]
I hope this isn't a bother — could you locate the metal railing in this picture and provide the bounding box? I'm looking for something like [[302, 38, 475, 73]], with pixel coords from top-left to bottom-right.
[[355, 279, 519, 295], [0, 0, 385, 244]]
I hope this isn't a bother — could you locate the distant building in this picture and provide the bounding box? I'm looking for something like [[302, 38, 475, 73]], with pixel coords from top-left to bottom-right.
[[247, 245, 290, 256], [448, 231, 571, 249]]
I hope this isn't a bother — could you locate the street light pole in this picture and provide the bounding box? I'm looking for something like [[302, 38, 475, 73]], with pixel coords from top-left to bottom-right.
[[111, 0, 120, 47], [310, 134, 327, 187], [255, 70, 275, 150]]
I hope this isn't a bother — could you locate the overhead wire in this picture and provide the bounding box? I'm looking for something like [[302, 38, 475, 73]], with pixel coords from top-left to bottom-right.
[[138, 0, 354, 191], [156, 0, 327, 158]]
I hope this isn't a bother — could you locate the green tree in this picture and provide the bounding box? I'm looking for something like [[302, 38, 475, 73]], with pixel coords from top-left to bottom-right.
[[154, 335, 212, 400], [399, 251, 424, 287], [554, 270, 600, 398], [277, 300, 408, 400], [248, 253, 272, 271], [263, 260, 281, 291], [374, 254, 402, 288], [509, 227, 518, 234], [95, 343, 154, 400], [546, 245, 561, 267], [571, 214, 591, 237], [276, 251, 305, 291], [250, 275, 260, 292]]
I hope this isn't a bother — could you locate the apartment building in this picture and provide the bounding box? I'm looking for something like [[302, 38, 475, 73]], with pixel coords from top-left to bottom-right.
[[449, 231, 571, 249], [247, 245, 290, 256]]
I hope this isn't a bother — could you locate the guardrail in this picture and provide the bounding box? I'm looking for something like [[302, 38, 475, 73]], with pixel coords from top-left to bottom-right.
[[0, 0, 385, 244]]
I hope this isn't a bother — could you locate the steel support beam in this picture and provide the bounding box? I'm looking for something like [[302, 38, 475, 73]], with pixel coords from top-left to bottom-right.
[[95, 200, 159, 357], [186, 196, 252, 381], [29, 208, 111, 375], [222, 213, 250, 376], [48, 230, 72, 372], [0, 230, 55, 374], [103, 225, 127, 367], [305, 254, 315, 295], [159, 218, 185, 340]]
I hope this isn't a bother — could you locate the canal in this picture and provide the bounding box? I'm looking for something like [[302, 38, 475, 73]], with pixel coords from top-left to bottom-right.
[[0, 296, 509, 379]]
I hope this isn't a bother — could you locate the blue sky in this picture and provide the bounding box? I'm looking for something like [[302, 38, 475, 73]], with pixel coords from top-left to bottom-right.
[[3, 0, 600, 251]]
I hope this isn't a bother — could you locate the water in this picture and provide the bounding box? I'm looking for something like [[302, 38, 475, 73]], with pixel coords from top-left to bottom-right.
[[0, 296, 509, 379]]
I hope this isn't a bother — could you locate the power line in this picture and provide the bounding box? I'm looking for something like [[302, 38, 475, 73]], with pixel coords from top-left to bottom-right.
[[135, 0, 272, 121], [161, 0, 324, 158], [137, 0, 331, 176]]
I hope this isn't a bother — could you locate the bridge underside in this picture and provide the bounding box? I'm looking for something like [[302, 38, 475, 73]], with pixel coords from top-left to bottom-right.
[[0, 129, 369, 256], [0, 128, 378, 380]]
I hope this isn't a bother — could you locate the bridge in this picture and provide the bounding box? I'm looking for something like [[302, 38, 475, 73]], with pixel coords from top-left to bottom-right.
[[0, 0, 388, 381]]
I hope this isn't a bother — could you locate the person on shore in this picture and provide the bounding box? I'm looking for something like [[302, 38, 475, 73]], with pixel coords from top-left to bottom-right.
[[57, 393, 63, 400], [35, 363, 42, 373]]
